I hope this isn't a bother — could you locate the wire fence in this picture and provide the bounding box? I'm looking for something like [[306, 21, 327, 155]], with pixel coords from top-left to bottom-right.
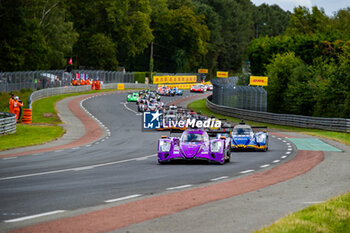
[[0, 70, 134, 92], [211, 78, 267, 112]]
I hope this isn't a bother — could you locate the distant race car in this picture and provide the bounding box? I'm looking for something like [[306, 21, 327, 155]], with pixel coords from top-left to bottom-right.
[[230, 122, 268, 151], [126, 92, 139, 102], [172, 87, 183, 95], [190, 84, 207, 93], [158, 86, 175, 96], [206, 84, 213, 91], [158, 129, 231, 164]]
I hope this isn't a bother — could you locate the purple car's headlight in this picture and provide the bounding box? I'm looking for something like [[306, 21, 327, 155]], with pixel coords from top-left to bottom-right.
[[210, 141, 222, 152], [159, 140, 171, 152]]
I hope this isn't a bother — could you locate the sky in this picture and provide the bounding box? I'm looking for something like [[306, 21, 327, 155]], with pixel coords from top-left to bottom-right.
[[250, 0, 350, 16]]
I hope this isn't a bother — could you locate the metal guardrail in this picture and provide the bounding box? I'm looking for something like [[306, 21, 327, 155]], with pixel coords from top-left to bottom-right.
[[0, 112, 17, 135], [207, 95, 350, 133], [29, 83, 158, 109]]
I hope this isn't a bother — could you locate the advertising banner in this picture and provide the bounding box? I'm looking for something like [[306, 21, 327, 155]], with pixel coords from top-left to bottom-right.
[[216, 71, 228, 78], [153, 75, 197, 84], [249, 76, 268, 86]]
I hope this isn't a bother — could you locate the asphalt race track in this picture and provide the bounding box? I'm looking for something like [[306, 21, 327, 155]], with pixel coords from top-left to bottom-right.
[[0, 91, 296, 231]]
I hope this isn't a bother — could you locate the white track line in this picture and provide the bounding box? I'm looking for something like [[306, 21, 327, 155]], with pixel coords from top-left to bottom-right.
[[0, 154, 157, 181], [240, 170, 254, 174], [210, 176, 228, 181], [123, 102, 139, 114], [2, 157, 17, 160], [260, 164, 270, 168], [272, 160, 280, 163], [4, 210, 65, 223], [166, 184, 193, 190], [105, 194, 142, 203]]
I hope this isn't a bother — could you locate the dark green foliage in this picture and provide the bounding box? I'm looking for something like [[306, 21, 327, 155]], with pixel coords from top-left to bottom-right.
[[0, 0, 291, 75], [134, 72, 147, 83], [248, 7, 350, 118]]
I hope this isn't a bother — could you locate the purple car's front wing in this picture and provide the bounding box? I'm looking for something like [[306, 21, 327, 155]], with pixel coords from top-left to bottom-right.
[[158, 138, 227, 164]]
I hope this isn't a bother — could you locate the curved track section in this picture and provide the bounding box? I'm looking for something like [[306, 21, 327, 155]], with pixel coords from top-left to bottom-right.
[[0, 91, 296, 231]]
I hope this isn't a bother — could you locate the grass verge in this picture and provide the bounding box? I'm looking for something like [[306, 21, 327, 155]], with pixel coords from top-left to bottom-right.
[[0, 89, 118, 151], [254, 191, 350, 233], [0, 125, 65, 151], [188, 99, 350, 146]]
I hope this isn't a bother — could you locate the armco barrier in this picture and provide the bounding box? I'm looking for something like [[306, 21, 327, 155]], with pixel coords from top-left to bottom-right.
[[29, 83, 157, 108], [206, 95, 350, 133], [0, 112, 17, 134]]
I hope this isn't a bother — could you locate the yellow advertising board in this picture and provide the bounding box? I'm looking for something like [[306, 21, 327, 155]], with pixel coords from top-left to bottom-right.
[[216, 71, 228, 78], [198, 69, 208, 74], [250, 76, 268, 86], [153, 75, 197, 84], [117, 83, 125, 90], [158, 83, 200, 90]]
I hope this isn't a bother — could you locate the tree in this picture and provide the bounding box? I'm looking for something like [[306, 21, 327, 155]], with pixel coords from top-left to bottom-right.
[[67, 0, 153, 69], [286, 6, 331, 36], [253, 3, 291, 38], [0, 0, 78, 71], [266, 52, 313, 114], [150, 1, 210, 72], [86, 33, 118, 70]]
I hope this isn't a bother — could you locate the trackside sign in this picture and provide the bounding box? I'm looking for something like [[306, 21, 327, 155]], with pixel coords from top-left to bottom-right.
[[250, 76, 268, 86], [216, 71, 228, 78]]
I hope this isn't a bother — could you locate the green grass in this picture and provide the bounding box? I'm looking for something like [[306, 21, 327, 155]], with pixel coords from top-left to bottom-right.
[[32, 89, 117, 124], [0, 89, 118, 151], [188, 99, 350, 146], [0, 125, 65, 151], [254, 191, 350, 233]]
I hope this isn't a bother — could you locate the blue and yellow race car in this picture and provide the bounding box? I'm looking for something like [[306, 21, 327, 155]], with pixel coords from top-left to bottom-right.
[[230, 122, 268, 151]]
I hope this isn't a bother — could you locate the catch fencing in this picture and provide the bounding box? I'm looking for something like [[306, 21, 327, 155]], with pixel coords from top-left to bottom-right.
[[0, 112, 16, 135], [207, 96, 350, 133], [211, 78, 267, 112], [0, 70, 134, 92]]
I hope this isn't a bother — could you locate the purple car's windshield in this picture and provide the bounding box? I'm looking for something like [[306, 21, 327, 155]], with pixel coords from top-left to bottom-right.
[[181, 133, 205, 142]]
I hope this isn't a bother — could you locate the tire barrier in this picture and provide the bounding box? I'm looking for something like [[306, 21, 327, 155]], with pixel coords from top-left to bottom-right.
[[206, 95, 350, 133], [0, 112, 16, 135], [22, 109, 32, 124]]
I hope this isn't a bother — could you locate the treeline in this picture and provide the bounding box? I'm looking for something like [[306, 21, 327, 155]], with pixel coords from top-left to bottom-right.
[[0, 0, 290, 74], [247, 7, 350, 118]]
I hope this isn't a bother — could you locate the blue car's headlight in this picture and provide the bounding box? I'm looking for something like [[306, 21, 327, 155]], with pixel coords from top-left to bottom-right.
[[256, 134, 266, 143], [159, 141, 171, 152], [211, 141, 222, 152]]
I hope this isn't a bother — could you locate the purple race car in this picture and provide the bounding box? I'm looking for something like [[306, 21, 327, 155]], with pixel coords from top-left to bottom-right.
[[158, 129, 231, 164]]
